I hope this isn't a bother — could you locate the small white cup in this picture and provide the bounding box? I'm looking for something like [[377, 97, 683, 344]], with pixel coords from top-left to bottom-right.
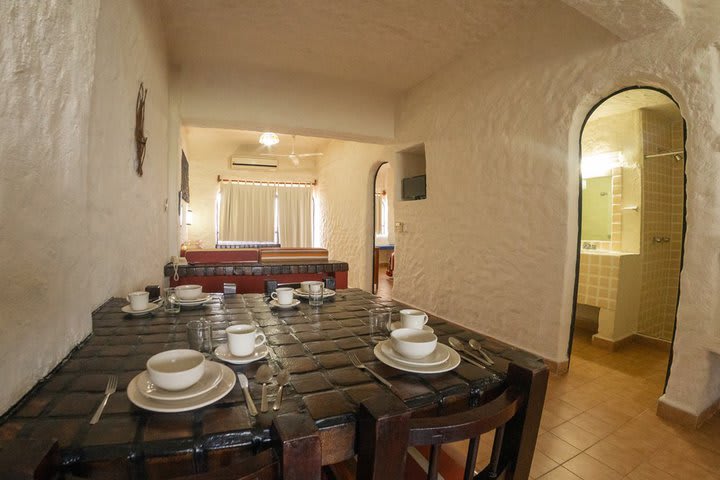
[[226, 325, 267, 357], [301, 281, 323, 293], [127, 291, 150, 311], [400, 309, 428, 330], [271, 287, 294, 305]]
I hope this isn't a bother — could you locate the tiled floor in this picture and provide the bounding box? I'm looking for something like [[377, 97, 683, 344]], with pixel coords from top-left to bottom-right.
[[376, 269, 393, 300], [442, 329, 720, 479]]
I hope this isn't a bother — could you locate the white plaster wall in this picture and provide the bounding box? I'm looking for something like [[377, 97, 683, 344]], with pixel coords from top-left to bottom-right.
[[390, 5, 720, 416], [315, 141, 387, 288], [88, 0, 172, 307], [0, 1, 99, 413], [185, 145, 317, 248]]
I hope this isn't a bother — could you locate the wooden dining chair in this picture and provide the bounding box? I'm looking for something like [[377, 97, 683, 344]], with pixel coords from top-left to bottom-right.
[[171, 413, 322, 480], [355, 363, 548, 480]]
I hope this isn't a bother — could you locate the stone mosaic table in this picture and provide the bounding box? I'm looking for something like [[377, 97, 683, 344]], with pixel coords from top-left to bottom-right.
[[0, 289, 547, 479]]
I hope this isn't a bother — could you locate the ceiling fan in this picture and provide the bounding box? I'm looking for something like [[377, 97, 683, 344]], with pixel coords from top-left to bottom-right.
[[260, 135, 323, 166]]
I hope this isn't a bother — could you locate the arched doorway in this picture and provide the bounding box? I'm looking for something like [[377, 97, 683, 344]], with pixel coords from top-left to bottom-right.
[[372, 162, 394, 297], [568, 87, 686, 399]]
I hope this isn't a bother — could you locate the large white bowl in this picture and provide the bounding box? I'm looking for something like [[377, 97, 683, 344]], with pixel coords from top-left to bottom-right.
[[175, 284, 203, 300], [300, 281, 323, 293], [146, 349, 205, 391], [390, 328, 438, 359]]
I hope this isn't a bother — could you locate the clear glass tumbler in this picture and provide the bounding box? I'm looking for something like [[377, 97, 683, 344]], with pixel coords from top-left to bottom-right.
[[308, 282, 324, 307], [186, 319, 212, 355], [369, 307, 392, 343], [163, 287, 181, 314]]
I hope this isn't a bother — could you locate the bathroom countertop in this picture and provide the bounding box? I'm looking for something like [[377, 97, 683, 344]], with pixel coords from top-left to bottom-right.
[[580, 249, 639, 256]]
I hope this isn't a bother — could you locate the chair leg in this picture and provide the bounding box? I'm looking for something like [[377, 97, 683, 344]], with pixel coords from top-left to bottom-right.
[[489, 425, 506, 476], [464, 436, 480, 480], [427, 444, 439, 480]]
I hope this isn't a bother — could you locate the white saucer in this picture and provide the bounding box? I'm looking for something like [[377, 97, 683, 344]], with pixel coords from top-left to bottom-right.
[[380, 341, 449, 367], [127, 363, 235, 413], [389, 322, 434, 333], [174, 295, 212, 306], [122, 303, 160, 316], [214, 344, 269, 364], [373, 342, 460, 374], [137, 361, 223, 401], [269, 299, 301, 309], [293, 288, 336, 299]]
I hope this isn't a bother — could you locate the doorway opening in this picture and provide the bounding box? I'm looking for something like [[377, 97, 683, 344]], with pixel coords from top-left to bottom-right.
[[568, 87, 686, 405], [372, 162, 394, 298]]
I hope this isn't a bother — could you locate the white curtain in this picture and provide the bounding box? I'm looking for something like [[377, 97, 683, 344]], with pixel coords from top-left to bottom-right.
[[218, 183, 276, 242], [277, 186, 312, 247]]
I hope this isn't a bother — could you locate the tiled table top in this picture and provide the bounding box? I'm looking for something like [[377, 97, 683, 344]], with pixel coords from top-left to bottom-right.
[[0, 289, 545, 476]]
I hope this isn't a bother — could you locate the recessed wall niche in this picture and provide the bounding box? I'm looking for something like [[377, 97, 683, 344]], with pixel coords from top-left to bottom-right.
[[396, 143, 426, 202]]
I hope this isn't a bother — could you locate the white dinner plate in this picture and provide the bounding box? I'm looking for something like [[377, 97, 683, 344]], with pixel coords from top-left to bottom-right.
[[269, 299, 301, 309], [374, 342, 460, 374], [137, 361, 223, 401], [293, 288, 336, 298], [214, 344, 269, 365], [174, 295, 212, 306], [121, 303, 160, 316], [127, 363, 235, 413], [380, 341, 449, 367], [389, 322, 434, 334]]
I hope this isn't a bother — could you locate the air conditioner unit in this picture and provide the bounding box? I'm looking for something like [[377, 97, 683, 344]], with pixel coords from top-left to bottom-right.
[[230, 156, 278, 170]]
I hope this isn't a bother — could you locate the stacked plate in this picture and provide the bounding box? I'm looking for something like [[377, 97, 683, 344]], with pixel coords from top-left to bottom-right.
[[174, 294, 212, 308], [127, 360, 236, 412], [374, 340, 460, 374], [293, 288, 336, 299]]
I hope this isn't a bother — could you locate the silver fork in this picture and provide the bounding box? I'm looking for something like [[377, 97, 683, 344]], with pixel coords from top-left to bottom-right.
[[348, 352, 395, 392], [90, 375, 118, 424]]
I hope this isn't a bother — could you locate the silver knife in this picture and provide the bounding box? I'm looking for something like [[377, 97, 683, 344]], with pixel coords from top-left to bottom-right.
[[236, 373, 258, 416], [458, 353, 487, 369]]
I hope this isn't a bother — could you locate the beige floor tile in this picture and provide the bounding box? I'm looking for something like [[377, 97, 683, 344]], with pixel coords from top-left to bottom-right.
[[585, 438, 644, 475], [535, 432, 582, 464], [570, 412, 621, 438], [647, 449, 718, 480], [541, 410, 567, 430], [550, 422, 602, 450], [538, 466, 583, 480], [544, 398, 584, 421], [623, 463, 675, 480], [564, 453, 623, 480], [530, 450, 559, 479]]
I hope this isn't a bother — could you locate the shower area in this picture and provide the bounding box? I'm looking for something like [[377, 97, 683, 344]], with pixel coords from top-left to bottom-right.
[[575, 88, 685, 350]]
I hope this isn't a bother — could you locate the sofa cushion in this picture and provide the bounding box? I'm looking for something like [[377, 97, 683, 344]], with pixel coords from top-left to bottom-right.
[[183, 248, 259, 264], [259, 248, 329, 263]]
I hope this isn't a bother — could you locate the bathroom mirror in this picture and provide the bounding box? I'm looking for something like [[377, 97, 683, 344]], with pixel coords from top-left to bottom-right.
[[581, 176, 612, 240]]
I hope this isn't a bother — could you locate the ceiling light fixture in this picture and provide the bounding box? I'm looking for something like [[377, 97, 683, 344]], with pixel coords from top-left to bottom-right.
[[259, 132, 279, 147]]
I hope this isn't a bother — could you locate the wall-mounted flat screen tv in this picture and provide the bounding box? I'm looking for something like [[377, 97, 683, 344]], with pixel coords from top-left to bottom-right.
[[402, 175, 426, 200]]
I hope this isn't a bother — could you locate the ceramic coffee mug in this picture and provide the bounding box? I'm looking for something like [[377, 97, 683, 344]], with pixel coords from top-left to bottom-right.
[[226, 325, 267, 357], [271, 287, 294, 305], [400, 309, 429, 330], [127, 291, 150, 311]]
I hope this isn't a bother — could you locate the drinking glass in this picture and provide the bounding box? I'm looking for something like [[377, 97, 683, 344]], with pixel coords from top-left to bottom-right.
[[369, 307, 392, 343], [163, 287, 181, 314], [187, 319, 212, 355], [308, 282, 324, 307]]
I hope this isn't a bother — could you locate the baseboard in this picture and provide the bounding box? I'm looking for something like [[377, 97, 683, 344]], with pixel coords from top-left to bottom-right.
[[657, 395, 720, 428], [633, 334, 672, 352], [544, 358, 569, 374], [591, 333, 634, 351]]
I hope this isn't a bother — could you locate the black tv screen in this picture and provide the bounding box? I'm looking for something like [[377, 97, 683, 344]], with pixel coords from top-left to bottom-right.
[[402, 175, 426, 200]]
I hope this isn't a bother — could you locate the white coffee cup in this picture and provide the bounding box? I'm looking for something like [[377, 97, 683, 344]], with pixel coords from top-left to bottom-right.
[[301, 281, 323, 293], [400, 309, 428, 330], [127, 291, 150, 311], [226, 325, 267, 357], [272, 287, 294, 305]]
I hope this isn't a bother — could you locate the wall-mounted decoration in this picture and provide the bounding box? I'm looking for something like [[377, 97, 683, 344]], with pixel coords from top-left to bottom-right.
[[135, 82, 148, 176], [181, 150, 190, 203]]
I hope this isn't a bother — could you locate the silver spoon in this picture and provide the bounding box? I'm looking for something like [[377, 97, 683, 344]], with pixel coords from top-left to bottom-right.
[[273, 369, 290, 411], [468, 339, 494, 365], [448, 337, 488, 368], [256, 364, 273, 413]]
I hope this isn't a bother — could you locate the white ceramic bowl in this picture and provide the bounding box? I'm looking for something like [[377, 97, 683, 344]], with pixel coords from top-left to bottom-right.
[[390, 328, 438, 359], [146, 349, 205, 391], [175, 284, 203, 300], [301, 281, 323, 293]]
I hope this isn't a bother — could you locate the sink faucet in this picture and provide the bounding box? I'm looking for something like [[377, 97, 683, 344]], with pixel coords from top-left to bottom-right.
[[582, 242, 597, 250]]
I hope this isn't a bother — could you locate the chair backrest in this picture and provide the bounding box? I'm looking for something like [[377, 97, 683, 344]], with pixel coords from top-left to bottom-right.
[[356, 362, 548, 480], [408, 387, 524, 480]]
